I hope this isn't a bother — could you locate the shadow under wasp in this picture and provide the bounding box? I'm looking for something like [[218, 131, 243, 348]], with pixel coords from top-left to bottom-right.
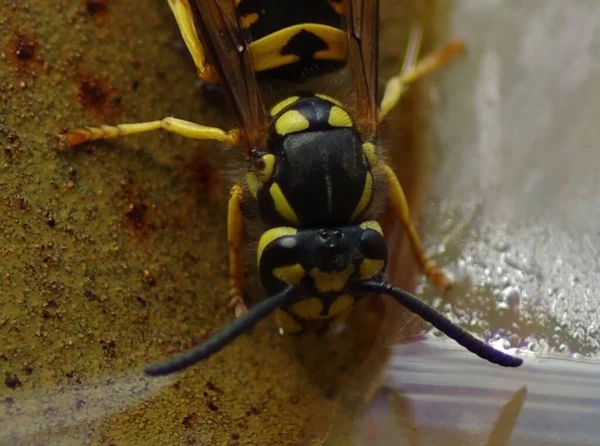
[[64, 0, 523, 375]]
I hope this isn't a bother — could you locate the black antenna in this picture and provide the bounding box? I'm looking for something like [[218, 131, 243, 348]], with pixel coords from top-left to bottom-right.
[[350, 280, 523, 368], [145, 284, 306, 376]]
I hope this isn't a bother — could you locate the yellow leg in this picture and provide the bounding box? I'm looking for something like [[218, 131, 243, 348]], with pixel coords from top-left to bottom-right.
[[378, 26, 466, 121], [227, 184, 247, 318], [168, 0, 219, 84], [64, 118, 240, 149], [383, 164, 451, 292]]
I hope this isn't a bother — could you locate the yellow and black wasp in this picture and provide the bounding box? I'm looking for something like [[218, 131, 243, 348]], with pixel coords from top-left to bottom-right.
[[66, 0, 523, 374]]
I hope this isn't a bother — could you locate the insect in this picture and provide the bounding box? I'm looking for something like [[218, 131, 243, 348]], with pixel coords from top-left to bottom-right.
[[64, 0, 523, 374], [169, 0, 346, 84]]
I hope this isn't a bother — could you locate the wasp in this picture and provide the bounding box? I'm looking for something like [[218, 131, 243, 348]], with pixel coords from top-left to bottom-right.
[[65, 0, 523, 374]]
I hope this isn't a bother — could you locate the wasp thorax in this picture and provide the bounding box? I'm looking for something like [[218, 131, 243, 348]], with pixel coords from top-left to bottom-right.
[[250, 94, 375, 227], [257, 221, 387, 296]]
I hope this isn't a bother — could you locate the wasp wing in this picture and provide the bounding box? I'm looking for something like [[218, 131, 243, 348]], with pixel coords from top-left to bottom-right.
[[344, 0, 379, 139], [189, 0, 267, 150]]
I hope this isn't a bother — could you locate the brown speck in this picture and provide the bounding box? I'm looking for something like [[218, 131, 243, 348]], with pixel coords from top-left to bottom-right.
[[79, 77, 107, 109], [206, 401, 218, 412], [47, 217, 56, 228], [100, 340, 117, 359], [182, 154, 221, 200], [86, 0, 108, 16], [5, 374, 22, 389], [206, 380, 222, 393], [23, 366, 33, 376], [182, 412, 198, 428], [142, 270, 156, 288], [77, 75, 120, 117], [231, 433, 240, 441], [125, 201, 150, 233], [10, 34, 37, 64], [84, 289, 99, 301]]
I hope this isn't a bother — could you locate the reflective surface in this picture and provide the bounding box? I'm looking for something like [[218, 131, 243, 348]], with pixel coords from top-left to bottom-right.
[[342, 1, 600, 445]]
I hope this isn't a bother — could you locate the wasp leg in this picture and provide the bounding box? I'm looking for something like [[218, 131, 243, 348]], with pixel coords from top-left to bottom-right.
[[64, 118, 240, 149], [378, 26, 465, 121], [168, 0, 219, 84], [227, 184, 248, 318], [383, 164, 451, 292]]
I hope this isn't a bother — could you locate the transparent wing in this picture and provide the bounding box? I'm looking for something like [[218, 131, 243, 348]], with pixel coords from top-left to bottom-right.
[[190, 0, 267, 150], [344, 0, 379, 138]]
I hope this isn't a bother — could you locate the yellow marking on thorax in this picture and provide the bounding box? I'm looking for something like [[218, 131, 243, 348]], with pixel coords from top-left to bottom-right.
[[270, 96, 300, 116], [257, 226, 297, 264], [249, 24, 347, 72], [350, 172, 373, 220], [292, 297, 324, 319], [328, 106, 353, 128], [269, 183, 300, 225], [362, 142, 377, 166], [256, 154, 275, 182], [272, 264, 306, 285], [359, 259, 385, 279], [329, 294, 354, 317], [275, 110, 310, 136], [240, 12, 259, 29], [309, 265, 354, 293], [315, 94, 343, 107]]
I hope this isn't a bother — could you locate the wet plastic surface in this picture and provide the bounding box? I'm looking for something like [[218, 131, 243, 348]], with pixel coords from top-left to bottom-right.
[[348, 1, 600, 445]]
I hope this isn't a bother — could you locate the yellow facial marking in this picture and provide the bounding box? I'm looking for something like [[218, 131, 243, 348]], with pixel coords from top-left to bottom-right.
[[275, 110, 310, 136], [328, 106, 353, 128], [359, 259, 385, 279], [269, 183, 300, 225], [245, 171, 261, 198], [329, 294, 354, 317], [273, 264, 306, 285], [240, 12, 259, 29], [270, 96, 300, 116], [275, 309, 303, 335], [309, 265, 354, 293], [257, 226, 297, 265], [292, 297, 324, 319], [362, 142, 377, 166], [350, 172, 373, 220], [315, 93, 343, 107], [360, 220, 383, 235], [256, 154, 275, 182]]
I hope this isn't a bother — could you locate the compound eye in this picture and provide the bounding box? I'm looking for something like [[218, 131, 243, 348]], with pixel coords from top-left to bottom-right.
[[360, 229, 387, 261], [359, 229, 387, 279]]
